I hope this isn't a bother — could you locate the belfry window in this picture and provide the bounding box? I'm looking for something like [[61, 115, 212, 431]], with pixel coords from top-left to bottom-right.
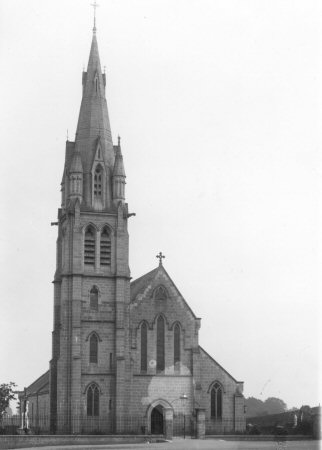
[[211, 382, 223, 419], [89, 333, 98, 363], [94, 165, 102, 197], [156, 316, 165, 372], [100, 227, 111, 266], [84, 226, 95, 266], [90, 286, 98, 310], [141, 322, 148, 372], [87, 383, 99, 416], [174, 324, 180, 366]]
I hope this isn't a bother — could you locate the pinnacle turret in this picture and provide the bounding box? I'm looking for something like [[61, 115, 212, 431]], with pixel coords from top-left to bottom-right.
[[68, 146, 83, 202], [112, 136, 126, 203]]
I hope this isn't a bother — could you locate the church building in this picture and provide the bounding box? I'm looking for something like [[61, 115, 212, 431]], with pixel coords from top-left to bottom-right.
[[20, 22, 246, 438]]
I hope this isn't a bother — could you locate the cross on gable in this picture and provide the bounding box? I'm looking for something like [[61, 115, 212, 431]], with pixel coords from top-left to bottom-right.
[[156, 251, 165, 266]]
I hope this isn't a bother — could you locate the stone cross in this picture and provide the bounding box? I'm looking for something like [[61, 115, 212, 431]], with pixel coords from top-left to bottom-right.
[[91, 1, 99, 29], [156, 251, 165, 266]]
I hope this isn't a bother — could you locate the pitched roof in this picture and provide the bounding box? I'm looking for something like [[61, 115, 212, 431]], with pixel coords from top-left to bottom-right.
[[130, 267, 159, 301], [199, 346, 244, 385], [25, 371, 49, 397], [130, 265, 198, 319]]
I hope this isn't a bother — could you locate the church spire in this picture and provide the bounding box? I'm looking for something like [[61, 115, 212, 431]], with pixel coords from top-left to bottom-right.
[[74, 17, 115, 207]]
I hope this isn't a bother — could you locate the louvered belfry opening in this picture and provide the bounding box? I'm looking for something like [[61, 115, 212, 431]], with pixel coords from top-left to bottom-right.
[[100, 227, 111, 266], [84, 226, 96, 265]]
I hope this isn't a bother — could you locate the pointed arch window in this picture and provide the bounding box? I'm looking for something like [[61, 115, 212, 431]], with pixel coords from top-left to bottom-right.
[[100, 227, 111, 266], [90, 286, 98, 310], [89, 333, 98, 363], [94, 165, 103, 197], [156, 316, 165, 372], [87, 383, 99, 417], [211, 382, 223, 419], [84, 226, 95, 266], [141, 322, 148, 372], [174, 323, 180, 366]]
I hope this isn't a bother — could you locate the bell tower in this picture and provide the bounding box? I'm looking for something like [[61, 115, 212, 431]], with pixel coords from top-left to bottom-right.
[[49, 21, 131, 433]]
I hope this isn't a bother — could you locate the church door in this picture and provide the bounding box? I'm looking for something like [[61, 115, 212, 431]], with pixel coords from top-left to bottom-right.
[[151, 405, 164, 434]]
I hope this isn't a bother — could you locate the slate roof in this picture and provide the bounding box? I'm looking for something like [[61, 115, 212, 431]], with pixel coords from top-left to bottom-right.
[[199, 346, 243, 384], [25, 370, 49, 397], [130, 265, 198, 320], [130, 267, 159, 302]]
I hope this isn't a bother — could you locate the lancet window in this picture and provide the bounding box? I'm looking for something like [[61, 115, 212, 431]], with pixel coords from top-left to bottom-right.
[[211, 382, 223, 419], [90, 286, 98, 310], [87, 383, 99, 416], [141, 322, 148, 372], [89, 333, 98, 364], [156, 316, 165, 372], [174, 323, 181, 366]]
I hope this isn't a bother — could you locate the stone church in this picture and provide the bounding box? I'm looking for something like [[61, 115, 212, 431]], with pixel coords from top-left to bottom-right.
[[20, 24, 246, 438]]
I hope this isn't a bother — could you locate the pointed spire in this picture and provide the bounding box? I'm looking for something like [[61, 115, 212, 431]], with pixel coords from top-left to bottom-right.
[[112, 136, 126, 203], [75, 28, 113, 171]]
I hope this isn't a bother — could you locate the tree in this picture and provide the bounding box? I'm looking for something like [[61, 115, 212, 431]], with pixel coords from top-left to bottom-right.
[[0, 382, 16, 426], [245, 396, 288, 417], [264, 397, 287, 414], [245, 397, 266, 417]]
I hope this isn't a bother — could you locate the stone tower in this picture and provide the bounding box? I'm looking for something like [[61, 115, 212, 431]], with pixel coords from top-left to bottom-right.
[[49, 25, 131, 433]]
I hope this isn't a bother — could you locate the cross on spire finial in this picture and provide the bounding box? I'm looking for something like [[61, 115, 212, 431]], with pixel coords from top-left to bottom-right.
[[91, 1, 99, 33], [156, 251, 165, 266]]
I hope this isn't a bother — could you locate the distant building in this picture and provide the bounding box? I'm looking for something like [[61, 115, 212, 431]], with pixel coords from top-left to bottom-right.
[[19, 22, 245, 437]]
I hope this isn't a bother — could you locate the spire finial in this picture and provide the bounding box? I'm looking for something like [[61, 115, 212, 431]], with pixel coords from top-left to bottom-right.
[[156, 252, 165, 266], [118, 135, 121, 146], [91, 1, 99, 34]]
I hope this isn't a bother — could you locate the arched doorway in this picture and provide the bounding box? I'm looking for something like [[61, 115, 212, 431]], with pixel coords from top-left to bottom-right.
[[151, 405, 164, 434]]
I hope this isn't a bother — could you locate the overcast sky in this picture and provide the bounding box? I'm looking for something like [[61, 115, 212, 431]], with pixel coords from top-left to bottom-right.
[[0, 0, 320, 411]]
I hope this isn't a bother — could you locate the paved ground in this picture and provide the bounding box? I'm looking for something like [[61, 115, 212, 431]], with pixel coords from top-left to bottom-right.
[[20, 438, 319, 450]]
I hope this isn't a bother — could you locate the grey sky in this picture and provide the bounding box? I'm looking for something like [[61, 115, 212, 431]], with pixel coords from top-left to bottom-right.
[[0, 0, 320, 410]]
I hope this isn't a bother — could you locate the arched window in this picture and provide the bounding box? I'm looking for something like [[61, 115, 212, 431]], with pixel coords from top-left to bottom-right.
[[89, 333, 98, 363], [90, 286, 98, 310], [84, 226, 95, 266], [94, 165, 103, 197], [211, 382, 222, 419], [100, 227, 111, 266], [174, 323, 180, 366], [87, 383, 99, 417], [156, 316, 165, 372], [141, 322, 148, 372]]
